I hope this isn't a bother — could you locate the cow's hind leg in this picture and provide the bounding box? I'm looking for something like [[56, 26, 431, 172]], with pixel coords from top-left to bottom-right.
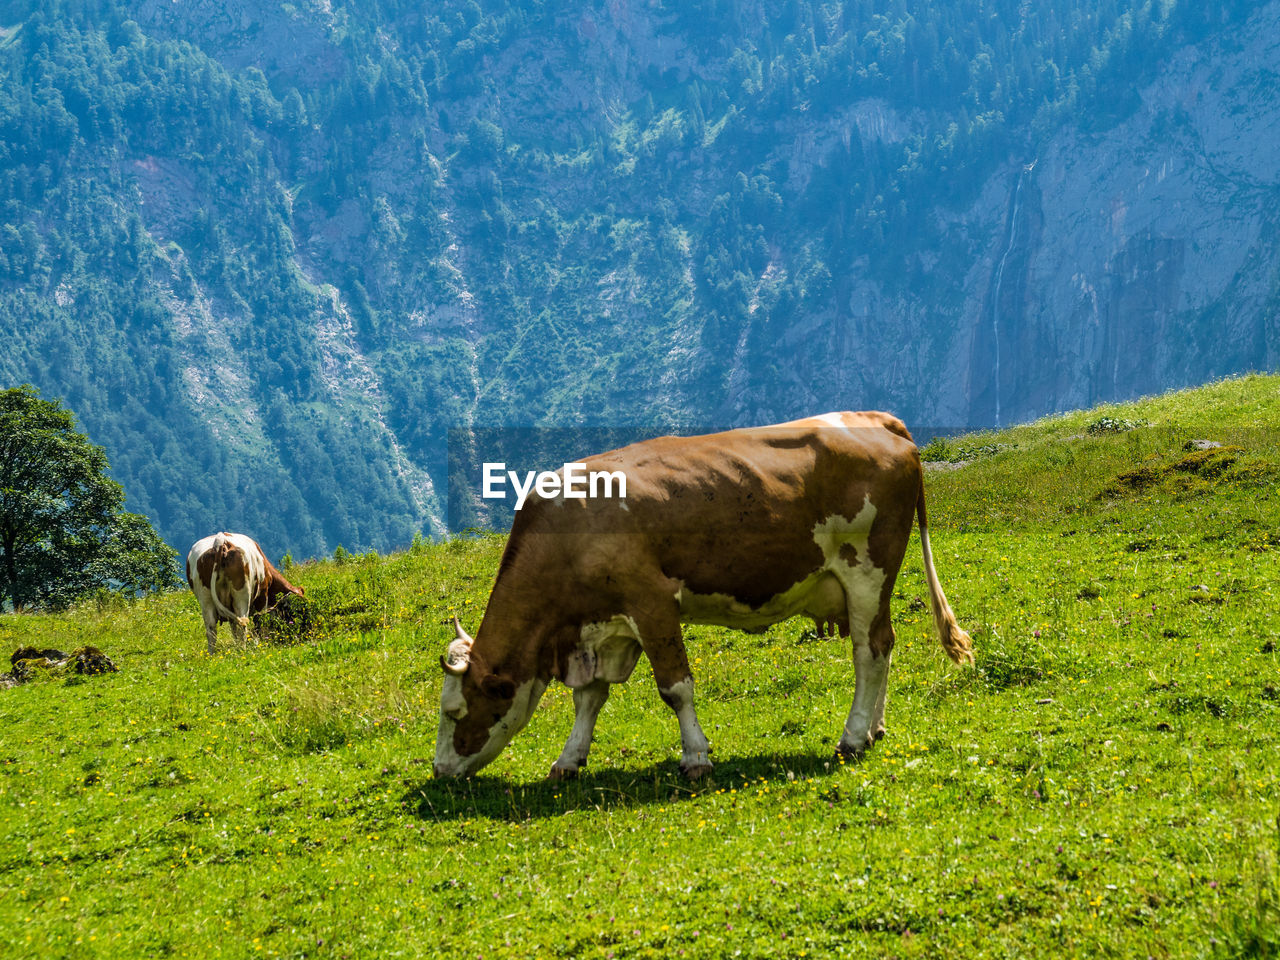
[[837, 612, 895, 760], [225, 592, 251, 646], [550, 680, 610, 780], [204, 614, 219, 655], [871, 648, 893, 741]]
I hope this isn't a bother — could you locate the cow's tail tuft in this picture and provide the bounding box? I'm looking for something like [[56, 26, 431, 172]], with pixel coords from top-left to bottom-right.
[[916, 472, 974, 666]]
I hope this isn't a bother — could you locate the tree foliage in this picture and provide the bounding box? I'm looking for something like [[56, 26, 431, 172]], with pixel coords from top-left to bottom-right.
[[0, 385, 178, 610]]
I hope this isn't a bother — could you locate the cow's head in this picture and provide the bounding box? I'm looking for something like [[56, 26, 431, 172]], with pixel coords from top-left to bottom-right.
[[433, 618, 544, 777], [266, 577, 305, 607]]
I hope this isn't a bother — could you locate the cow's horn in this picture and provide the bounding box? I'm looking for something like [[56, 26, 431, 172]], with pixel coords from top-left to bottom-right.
[[441, 617, 474, 675], [452, 616, 474, 646], [441, 640, 471, 675]]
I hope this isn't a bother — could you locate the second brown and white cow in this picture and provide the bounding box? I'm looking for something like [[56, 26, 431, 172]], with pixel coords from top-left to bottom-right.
[[433, 411, 973, 780], [186, 532, 305, 654]]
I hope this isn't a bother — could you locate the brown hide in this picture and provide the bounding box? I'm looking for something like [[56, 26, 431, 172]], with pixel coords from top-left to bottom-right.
[[447, 411, 928, 761], [247, 537, 304, 613], [193, 548, 216, 593], [218, 539, 249, 592]]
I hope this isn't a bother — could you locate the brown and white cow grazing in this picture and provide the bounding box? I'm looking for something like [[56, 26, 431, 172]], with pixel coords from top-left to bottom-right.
[[186, 532, 305, 654], [433, 412, 973, 779]]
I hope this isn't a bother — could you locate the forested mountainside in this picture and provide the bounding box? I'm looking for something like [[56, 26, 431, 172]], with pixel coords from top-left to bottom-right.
[[1, 0, 1276, 557]]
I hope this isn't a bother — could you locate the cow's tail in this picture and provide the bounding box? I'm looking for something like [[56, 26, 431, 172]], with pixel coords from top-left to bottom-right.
[[916, 473, 974, 665], [209, 540, 251, 629]]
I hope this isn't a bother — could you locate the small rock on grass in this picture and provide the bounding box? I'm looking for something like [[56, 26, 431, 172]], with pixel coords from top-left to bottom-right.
[[2, 646, 118, 687]]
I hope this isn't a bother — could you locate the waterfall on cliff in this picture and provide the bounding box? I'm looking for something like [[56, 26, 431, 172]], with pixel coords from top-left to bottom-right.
[[989, 160, 1036, 428]]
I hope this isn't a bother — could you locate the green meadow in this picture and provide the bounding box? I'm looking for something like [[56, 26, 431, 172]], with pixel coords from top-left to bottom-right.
[[2, 376, 1278, 959]]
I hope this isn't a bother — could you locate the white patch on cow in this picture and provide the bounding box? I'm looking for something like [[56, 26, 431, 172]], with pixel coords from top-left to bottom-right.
[[433, 677, 547, 777], [433, 715, 462, 775], [439, 672, 468, 720], [569, 616, 644, 686], [815, 497, 890, 751], [813, 412, 854, 431], [812, 497, 885, 646]]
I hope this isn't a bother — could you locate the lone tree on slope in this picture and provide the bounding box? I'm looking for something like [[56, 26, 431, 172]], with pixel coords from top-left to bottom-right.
[[0, 384, 178, 611]]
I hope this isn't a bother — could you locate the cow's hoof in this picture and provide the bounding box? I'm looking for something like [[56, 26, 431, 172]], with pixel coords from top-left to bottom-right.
[[681, 761, 713, 780], [834, 741, 867, 763], [873, 727, 887, 741], [548, 763, 580, 781]]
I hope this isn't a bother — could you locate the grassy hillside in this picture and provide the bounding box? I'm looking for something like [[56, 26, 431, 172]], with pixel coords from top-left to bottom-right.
[[1, 375, 1278, 958]]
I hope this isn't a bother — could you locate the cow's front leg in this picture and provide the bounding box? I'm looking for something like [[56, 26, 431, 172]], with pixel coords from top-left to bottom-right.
[[550, 680, 610, 780], [636, 603, 711, 779], [837, 617, 894, 760], [651, 643, 712, 779], [658, 674, 712, 779]]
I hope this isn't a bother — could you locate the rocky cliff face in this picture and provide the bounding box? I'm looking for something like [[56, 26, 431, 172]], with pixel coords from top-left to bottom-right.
[[955, 4, 1280, 426], [652, 4, 1280, 434], [749, 2, 1280, 434]]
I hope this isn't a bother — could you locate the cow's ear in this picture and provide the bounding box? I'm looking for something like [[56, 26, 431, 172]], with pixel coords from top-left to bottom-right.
[[480, 674, 517, 700]]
